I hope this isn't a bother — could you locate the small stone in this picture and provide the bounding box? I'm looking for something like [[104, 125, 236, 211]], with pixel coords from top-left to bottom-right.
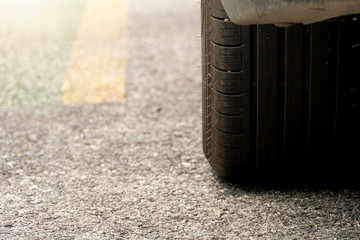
[[182, 161, 191, 167]]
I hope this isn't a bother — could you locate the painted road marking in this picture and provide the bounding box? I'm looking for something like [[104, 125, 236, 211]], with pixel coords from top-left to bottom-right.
[[62, 0, 128, 104]]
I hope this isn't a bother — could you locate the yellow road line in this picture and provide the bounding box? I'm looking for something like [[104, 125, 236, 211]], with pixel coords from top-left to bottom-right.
[[62, 0, 128, 104]]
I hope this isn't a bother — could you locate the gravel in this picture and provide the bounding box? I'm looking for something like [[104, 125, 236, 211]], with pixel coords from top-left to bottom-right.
[[0, 0, 359, 239]]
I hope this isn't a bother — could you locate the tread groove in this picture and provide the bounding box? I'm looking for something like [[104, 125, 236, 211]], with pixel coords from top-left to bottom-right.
[[211, 40, 245, 48]]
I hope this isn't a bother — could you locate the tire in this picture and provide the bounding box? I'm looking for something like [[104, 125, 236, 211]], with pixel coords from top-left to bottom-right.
[[202, 0, 360, 180]]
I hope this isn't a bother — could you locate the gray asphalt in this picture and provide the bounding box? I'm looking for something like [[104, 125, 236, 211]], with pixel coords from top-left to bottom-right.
[[1, 0, 360, 239]]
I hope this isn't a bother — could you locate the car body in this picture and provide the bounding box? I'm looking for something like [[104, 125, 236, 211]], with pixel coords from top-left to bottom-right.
[[220, 0, 360, 26]]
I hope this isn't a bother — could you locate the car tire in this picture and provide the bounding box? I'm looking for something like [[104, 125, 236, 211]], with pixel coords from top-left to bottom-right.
[[202, 0, 360, 179]]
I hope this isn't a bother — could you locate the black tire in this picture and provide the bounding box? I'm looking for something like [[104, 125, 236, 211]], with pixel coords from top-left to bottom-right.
[[202, 0, 360, 179]]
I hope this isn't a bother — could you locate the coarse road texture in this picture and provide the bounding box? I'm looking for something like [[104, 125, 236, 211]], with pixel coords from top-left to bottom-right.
[[1, 0, 360, 239]]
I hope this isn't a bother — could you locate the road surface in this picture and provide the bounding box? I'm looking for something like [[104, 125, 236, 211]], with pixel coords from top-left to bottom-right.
[[0, 0, 359, 239]]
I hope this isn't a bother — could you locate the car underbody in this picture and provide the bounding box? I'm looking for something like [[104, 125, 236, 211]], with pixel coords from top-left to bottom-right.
[[220, 0, 360, 26]]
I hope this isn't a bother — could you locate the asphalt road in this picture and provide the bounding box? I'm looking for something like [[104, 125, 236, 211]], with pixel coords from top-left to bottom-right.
[[1, 0, 360, 239]]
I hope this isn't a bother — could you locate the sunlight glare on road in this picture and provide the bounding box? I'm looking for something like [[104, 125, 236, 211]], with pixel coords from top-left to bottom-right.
[[1, 0, 38, 7], [1, 0, 53, 23], [0, 0, 86, 106], [0, 0, 128, 106]]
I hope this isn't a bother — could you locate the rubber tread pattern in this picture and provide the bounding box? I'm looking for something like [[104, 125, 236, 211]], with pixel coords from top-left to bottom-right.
[[211, 42, 250, 71], [211, 88, 244, 115], [212, 109, 244, 134], [210, 66, 249, 94], [210, 0, 227, 18], [210, 17, 242, 45]]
